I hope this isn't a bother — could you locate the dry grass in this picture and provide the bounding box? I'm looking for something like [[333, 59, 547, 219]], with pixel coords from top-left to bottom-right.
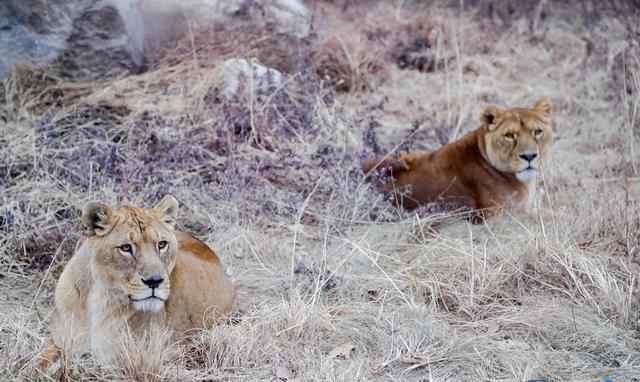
[[1, 1, 640, 381]]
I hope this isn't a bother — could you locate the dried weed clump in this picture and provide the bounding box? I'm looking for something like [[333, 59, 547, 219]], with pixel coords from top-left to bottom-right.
[[1, 1, 640, 381], [313, 34, 387, 93], [1, 65, 95, 118], [310, 3, 453, 93]]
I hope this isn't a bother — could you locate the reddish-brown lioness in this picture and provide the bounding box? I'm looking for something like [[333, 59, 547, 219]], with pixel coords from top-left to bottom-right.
[[38, 195, 235, 369], [362, 98, 553, 220]]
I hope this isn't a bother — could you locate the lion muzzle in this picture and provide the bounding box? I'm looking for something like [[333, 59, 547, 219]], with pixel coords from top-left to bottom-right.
[[130, 271, 170, 312]]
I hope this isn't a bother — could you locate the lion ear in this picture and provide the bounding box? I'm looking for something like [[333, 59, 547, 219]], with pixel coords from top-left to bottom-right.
[[154, 195, 179, 227], [481, 106, 502, 131], [82, 202, 114, 236], [533, 97, 552, 116]]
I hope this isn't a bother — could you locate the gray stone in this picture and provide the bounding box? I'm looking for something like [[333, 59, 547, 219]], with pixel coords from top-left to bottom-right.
[[0, 0, 145, 79], [0, 0, 81, 78], [221, 0, 312, 38], [222, 58, 284, 100], [142, 0, 311, 49], [0, 0, 311, 80], [54, 0, 145, 79]]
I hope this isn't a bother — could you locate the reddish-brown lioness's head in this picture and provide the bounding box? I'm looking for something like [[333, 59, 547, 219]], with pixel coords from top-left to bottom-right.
[[480, 97, 553, 182]]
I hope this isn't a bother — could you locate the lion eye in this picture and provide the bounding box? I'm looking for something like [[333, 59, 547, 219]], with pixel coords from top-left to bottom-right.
[[504, 132, 516, 140], [158, 240, 169, 251], [534, 128, 544, 137], [118, 244, 133, 255]]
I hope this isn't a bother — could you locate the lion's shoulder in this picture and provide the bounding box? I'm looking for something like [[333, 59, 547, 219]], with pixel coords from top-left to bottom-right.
[[176, 231, 221, 265]]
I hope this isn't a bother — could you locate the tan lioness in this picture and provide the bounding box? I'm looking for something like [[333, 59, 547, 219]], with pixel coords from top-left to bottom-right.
[[362, 98, 553, 220], [38, 195, 235, 369]]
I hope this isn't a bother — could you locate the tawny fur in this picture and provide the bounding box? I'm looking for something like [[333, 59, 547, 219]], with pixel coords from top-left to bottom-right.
[[362, 98, 554, 219], [38, 196, 235, 369]]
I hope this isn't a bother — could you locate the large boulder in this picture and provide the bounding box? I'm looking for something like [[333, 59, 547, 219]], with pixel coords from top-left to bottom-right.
[[141, 0, 312, 54], [220, 0, 312, 39], [0, 0, 81, 78], [0, 0, 311, 80], [54, 0, 145, 79], [0, 0, 145, 80]]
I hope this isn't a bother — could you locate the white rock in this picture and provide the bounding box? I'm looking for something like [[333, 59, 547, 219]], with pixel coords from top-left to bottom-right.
[[223, 58, 284, 99]]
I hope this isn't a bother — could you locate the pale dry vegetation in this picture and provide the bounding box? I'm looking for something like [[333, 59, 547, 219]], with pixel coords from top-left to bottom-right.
[[1, 1, 640, 381]]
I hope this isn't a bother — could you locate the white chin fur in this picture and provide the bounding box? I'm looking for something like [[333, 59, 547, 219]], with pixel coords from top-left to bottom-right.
[[132, 298, 165, 313], [516, 169, 537, 182]]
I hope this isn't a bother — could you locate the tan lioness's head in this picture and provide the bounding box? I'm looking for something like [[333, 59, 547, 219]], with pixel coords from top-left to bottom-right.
[[481, 97, 553, 182], [82, 195, 180, 312]]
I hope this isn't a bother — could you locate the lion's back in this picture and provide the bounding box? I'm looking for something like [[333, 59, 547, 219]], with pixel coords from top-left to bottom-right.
[[165, 232, 235, 331]]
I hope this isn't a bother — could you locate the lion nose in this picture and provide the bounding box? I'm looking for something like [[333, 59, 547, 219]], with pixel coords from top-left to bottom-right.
[[519, 153, 537, 162], [142, 275, 164, 289]]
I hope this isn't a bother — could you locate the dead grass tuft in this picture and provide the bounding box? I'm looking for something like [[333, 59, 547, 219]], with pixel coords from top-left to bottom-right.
[[1, 66, 95, 118], [313, 34, 387, 93]]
